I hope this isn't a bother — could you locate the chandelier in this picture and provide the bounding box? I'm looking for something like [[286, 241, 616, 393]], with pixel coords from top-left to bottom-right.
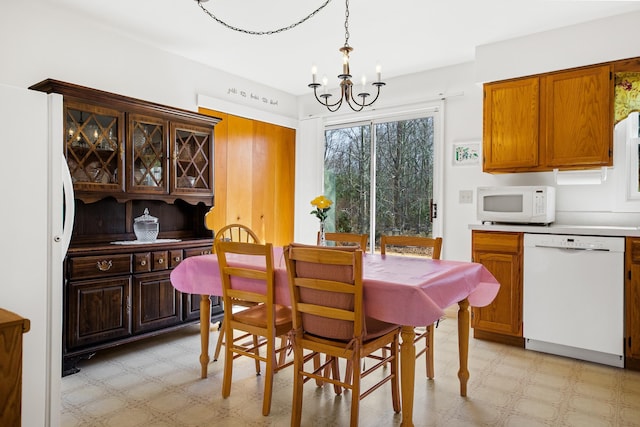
[[309, 0, 385, 112]]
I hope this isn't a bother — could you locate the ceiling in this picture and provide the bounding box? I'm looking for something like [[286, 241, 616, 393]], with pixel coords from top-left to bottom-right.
[[48, 0, 640, 96]]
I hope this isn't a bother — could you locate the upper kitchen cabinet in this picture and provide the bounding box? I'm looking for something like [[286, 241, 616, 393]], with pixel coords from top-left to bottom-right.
[[29, 79, 219, 205], [483, 77, 540, 170], [483, 63, 613, 173], [544, 65, 612, 169]]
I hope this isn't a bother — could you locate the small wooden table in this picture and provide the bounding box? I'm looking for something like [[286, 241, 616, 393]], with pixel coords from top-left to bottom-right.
[[170, 249, 499, 427], [0, 308, 30, 427]]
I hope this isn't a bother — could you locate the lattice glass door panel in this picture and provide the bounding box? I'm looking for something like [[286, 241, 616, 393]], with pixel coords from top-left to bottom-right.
[[128, 114, 168, 194], [65, 102, 124, 192], [172, 123, 213, 194]]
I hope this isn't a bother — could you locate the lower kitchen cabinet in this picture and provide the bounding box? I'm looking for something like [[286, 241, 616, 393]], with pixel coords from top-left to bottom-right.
[[625, 237, 640, 370], [63, 240, 223, 375], [471, 230, 525, 347]]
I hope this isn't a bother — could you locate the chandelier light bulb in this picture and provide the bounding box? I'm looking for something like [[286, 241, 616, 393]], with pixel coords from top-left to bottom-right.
[[311, 65, 317, 84]]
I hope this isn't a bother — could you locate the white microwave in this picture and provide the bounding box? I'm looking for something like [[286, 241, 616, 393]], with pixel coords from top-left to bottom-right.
[[477, 186, 555, 224]]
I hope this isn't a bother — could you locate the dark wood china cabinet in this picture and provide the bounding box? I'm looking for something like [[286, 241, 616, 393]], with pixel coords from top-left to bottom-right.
[[30, 79, 223, 375]]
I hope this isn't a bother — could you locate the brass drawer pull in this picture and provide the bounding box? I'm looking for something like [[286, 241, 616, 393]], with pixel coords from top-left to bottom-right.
[[96, 260, 113, 272], [140, 260, 147, 266], [157, 258, 164, 265], [174, 256, 181, 262]]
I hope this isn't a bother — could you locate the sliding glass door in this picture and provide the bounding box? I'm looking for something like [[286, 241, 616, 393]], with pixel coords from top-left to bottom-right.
[[324, 110, 440, 251]]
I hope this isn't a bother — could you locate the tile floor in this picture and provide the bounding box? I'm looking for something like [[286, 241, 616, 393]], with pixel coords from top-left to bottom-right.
[[61, 307, 640, 426]]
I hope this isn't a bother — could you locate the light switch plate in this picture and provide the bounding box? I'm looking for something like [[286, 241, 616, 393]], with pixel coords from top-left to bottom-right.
[[459, 190, 473, 204]]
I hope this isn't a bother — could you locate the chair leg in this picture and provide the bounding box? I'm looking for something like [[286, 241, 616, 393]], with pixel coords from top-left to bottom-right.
[[426, 324, 434, 379], [221, 326, 234, 398], [262, 338, 275, 416], [291, 346, 305, 426], [213, 319, 225, 362], [252, 335, 261, 375], [350, 352, 362, 427], [278, 335, 287, 366], [391, 334, 401, 413], [331, 356, 342, 395]]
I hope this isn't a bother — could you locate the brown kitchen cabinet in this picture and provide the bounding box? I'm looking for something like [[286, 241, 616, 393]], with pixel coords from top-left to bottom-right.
[[0, 308, 30, 427], [471, 230, 525, 347], [29, 79, 224, 375], [483, 63, 613, 173], [625, 237, 640, 370], [199, 109, 295, 246]]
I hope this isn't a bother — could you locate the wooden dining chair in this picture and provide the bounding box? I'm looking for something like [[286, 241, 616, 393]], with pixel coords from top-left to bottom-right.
[[318, 231, 369, 250], [212, 224, 262, 366], [215, 240, 293, 416], [284, 244, 401, 426], [380, 235, 443, 379]]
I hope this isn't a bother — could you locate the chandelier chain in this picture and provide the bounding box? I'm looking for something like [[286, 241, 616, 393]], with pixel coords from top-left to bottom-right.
[[344, 0, 350, 47], [195, 0, 332, 36]]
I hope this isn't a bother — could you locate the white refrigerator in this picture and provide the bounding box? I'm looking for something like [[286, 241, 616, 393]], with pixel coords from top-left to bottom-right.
[[0, 83, 71, 427]]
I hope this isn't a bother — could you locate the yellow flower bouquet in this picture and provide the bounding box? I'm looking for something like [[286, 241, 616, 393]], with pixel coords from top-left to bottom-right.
[[310, 195, 332, 222]]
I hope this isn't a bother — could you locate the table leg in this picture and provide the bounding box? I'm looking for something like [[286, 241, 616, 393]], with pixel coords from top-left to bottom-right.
[[400, 325, 415, 427], [457, 298, 470, 397], [200, 294, 211, 379]]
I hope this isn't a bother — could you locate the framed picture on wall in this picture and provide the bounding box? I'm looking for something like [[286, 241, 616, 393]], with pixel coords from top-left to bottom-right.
[[452, 142, 480, 166]]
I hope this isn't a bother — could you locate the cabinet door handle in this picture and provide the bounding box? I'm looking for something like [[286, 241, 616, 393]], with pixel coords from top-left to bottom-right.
[[96, 260, 112, 271], [140, 260, 147, 266], [157, 258, 164, 265]]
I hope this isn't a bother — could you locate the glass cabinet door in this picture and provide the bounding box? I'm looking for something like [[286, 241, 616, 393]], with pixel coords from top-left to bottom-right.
[[171, 122, 213, 195], [128, 114, 168, 194], [65, 101, 124, 192]]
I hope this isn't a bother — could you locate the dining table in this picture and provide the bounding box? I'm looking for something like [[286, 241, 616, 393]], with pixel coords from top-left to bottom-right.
[[170, 246, 499, 427]]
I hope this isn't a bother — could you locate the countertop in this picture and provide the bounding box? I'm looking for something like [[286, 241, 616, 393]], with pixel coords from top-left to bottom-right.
[[469, 223, 640, 237]]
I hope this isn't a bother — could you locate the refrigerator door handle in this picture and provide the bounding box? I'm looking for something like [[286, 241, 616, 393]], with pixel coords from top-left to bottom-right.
[[60, 154, 75, 256]]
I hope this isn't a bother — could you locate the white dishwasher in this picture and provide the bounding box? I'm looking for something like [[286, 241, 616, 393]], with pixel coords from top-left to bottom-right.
[[523, 233, 625, 367]]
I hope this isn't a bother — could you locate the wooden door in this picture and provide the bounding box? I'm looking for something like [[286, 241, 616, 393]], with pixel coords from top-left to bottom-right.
[[471, 231, 524, 346], [483, 77, 540, 172], [544, 64, 612, 168]]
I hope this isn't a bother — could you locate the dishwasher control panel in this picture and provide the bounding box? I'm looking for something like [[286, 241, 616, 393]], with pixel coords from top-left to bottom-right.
[[523, 233, 625, 252]]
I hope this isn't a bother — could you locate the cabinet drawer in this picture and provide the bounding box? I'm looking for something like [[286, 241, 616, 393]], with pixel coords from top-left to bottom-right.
[[169, 249, 183, 268], [134, 253, 151, 273], [68, 254, 132, 280], [184, 246, 212, 258], [152, 251, 169, 271]]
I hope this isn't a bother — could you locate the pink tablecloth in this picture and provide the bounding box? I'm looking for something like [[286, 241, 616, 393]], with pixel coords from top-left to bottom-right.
[[170, 247, 499, 327]]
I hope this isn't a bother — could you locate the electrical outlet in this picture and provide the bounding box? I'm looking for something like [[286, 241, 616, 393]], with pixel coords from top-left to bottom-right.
[[459, 190, 473, 204]]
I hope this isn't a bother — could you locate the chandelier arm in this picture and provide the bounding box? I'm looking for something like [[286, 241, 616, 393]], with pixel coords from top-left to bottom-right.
[[195, 0, 332, 36], [310, 85, 344, 111], [350, 83, 385, 108]]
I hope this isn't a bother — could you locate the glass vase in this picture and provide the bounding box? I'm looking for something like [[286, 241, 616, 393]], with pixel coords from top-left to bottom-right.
[[319, 221, 326, 246]]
